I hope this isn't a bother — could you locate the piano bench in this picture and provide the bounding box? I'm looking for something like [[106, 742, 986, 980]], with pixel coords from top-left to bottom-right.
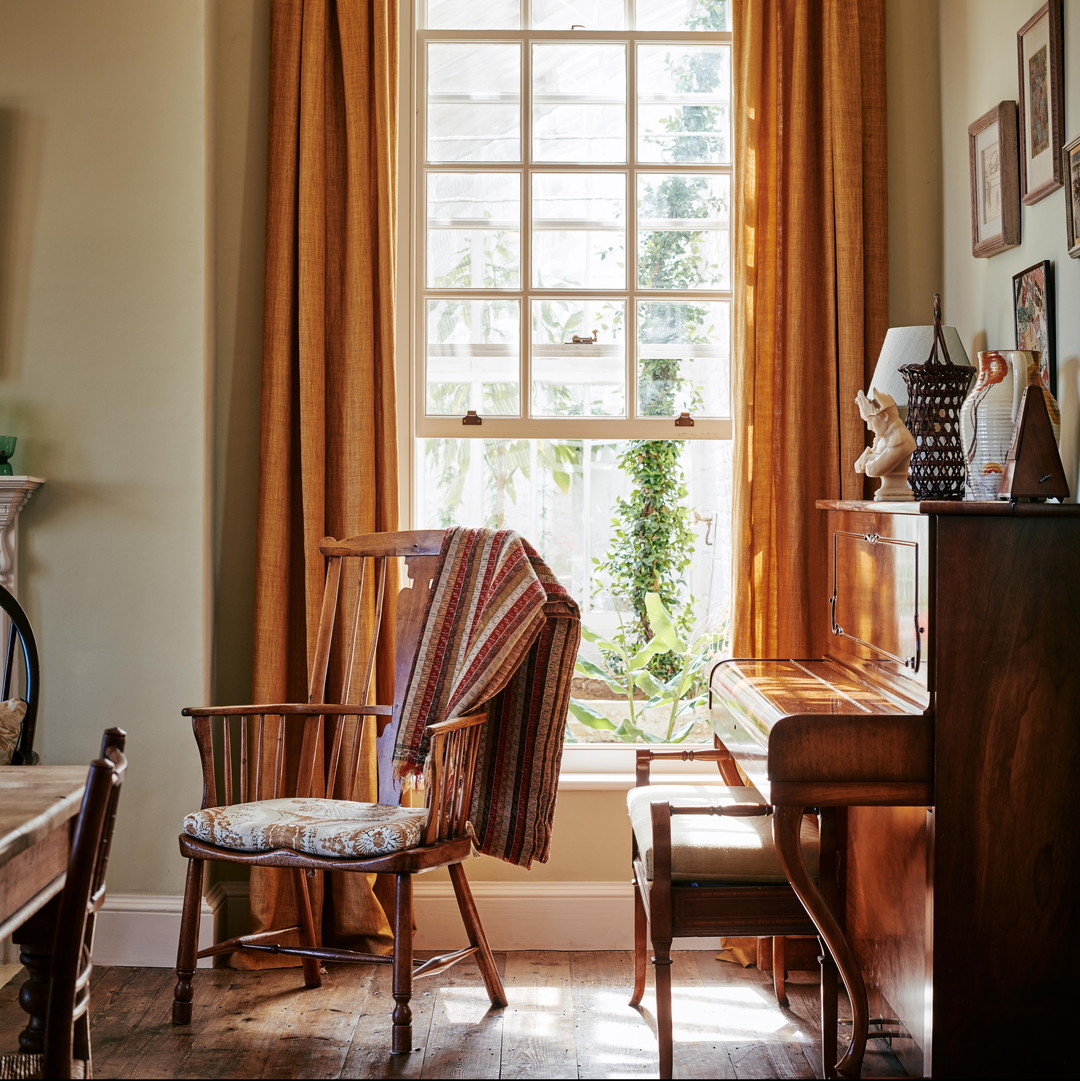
[[626, 782, 829, 1080], [626, 783, 818, 882]]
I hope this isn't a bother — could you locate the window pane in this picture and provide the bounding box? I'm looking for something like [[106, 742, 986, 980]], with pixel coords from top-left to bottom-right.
[[532, 172, 625, 289], [424, 0, 521, 29], [638, 44, 730, 164], [531, 299, 625, 416], [636, 0, 731, 32], [637, 300, 729, 417], [415, 438, 616, 606], [428, 43, 520, 162], [531, 1, 625, 29], [637, 173, 729, 290], [533, 44, 626, 163], [414, 435, 733, 744], [427, 173, 520, 288], [426, 298, 520, 415]]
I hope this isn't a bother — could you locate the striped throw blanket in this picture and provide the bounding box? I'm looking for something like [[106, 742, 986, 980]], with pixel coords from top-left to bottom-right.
[[393, 528, 581, 868]]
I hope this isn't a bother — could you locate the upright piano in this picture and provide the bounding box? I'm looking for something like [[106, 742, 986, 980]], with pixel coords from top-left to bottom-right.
[[709, 500, 1080, 1079]]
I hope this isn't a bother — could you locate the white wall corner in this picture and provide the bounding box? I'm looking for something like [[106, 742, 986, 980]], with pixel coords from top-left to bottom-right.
[[92, 891, 218, 968]]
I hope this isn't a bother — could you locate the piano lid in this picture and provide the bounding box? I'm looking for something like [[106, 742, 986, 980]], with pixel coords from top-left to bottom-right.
[[711, 658, 920, 730], [709, 658, 934, 806]]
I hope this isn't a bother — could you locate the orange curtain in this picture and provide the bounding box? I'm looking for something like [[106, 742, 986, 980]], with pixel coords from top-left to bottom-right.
[[243, 0, 399, 964], [731, 0, 888, 658]]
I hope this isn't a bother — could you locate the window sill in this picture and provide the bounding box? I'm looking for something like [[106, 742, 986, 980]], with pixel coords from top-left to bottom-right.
[[558, 744, 722, 791], [558, 770, 724, 791]]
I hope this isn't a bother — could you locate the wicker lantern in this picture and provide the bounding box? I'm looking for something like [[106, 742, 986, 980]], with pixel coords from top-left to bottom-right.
[[890, 296, 975, 500]]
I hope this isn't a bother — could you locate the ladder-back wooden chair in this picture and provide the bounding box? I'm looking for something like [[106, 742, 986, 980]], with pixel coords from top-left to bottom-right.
[[172, 531, 507, 1054], [0, 583, 40, 765], [0, 727, 127, 1080], [628, 746, 838, 1080]]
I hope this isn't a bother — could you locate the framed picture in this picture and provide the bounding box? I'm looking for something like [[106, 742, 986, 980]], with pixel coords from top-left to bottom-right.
[[1017, 1, 1064, 204], [969, 102, 1020, 257], [1012, 260, 1056, 393], [1064, 134, 1080, 258]]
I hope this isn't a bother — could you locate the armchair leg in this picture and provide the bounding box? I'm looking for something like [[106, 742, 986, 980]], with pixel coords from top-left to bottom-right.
[[630, 876, 647, 1007], [172, 858, 204, 1024], [290, 868, 323, 988], [651, 937, 675, 1080], [448, 861, 507, 1008], [391, 873, 415, 1055]]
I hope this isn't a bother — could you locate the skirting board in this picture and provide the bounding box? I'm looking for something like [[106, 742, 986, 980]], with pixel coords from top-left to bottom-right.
[[90, 892, 218, 968], [90, 881, 725, 967]]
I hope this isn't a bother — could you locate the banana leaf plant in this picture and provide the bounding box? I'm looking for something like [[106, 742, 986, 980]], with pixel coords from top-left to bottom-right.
[[568, 592, 721, 744]]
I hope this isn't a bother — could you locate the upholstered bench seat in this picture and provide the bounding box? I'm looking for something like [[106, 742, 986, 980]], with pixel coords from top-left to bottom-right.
[[626, 784, 819, 882], [183, 798, 429, 859]]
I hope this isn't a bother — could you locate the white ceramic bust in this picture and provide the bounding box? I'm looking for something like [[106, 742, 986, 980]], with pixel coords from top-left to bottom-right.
[[854, 389, 917, 501]]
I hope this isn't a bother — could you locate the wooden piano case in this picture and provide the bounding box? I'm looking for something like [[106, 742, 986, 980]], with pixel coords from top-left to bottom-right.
[[711, 501, 1080, 1078], [829, 502, 1080, 1079]]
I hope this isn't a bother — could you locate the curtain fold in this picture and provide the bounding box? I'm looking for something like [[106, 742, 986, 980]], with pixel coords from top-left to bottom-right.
[[243, 0, 400, 965], [731, 0, 888, 659]]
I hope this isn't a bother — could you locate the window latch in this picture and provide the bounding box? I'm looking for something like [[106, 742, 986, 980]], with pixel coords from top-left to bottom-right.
[[462, 410, 482, 426], [565, 329, 598, 345], [675, 412, 694, 427]]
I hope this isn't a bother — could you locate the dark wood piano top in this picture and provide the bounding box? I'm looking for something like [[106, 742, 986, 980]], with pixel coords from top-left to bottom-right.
[[709, 657, 933, 807]]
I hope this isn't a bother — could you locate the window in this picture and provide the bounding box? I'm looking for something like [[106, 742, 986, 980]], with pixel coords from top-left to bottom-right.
[[405, 1, 733, 758]]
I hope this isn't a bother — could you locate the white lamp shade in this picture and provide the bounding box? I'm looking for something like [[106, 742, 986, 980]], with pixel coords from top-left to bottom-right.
[[870, 326, 970, 408]]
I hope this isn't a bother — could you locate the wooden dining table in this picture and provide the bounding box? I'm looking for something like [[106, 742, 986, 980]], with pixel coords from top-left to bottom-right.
[[1, 765, 87, 1052]]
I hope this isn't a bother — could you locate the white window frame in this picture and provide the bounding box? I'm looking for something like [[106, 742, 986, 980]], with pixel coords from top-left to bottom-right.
[[397, 5, 733, 785]]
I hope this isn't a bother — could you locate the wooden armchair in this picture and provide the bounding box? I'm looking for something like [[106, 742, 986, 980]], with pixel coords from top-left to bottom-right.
[[0, 727, 127, 1080], [627, 746, 837, 1079], [0, 583, 40, 765], [172, 531, 507, 1055]]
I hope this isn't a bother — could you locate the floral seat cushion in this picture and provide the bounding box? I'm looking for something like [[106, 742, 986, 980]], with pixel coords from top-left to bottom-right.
[[183, 798, 429, 858]]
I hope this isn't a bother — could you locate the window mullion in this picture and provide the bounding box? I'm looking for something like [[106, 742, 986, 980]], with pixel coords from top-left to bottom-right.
[[626, 38, 637, 422], [414, 35, 428, 435], [521, 38, 531, 420]]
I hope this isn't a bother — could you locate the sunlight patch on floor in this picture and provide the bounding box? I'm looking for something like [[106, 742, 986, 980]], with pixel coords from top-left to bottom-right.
[[431, 986, 511, 1024], [648, 983, 813, 1044], [573, 988, 654, 1069]]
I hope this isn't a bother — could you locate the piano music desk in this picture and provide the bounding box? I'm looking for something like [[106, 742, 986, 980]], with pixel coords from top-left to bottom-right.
[[710, 500, 1080, 1080]]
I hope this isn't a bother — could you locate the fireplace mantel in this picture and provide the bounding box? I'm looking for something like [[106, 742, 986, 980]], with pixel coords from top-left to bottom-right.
[[0, 477, 44, 595]]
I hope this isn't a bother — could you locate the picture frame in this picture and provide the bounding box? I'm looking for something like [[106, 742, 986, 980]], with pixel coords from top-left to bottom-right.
[[1012, 260, 1056, 393], [1017, 1, 1064, 205], [969, 102, 1021, 257], [1064, 134, 1080, 258]]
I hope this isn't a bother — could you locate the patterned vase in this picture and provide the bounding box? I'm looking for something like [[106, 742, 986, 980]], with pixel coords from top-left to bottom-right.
[[960, 350, 1061, 500]]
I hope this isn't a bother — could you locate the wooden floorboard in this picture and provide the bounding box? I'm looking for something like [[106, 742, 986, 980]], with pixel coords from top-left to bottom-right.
[[0, 952, 909, 1078], [499, 950, 576, 1080]]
